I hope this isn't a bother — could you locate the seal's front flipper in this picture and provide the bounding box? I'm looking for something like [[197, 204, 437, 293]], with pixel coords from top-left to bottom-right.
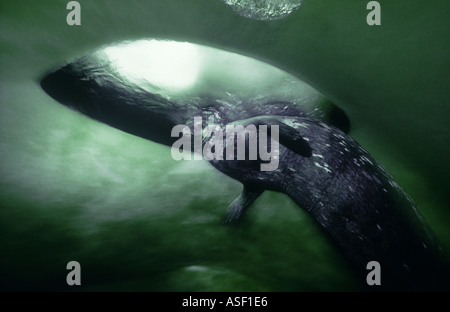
[[224, 185, 264, 223], [235, 116, 312, 158], [276, 122, 312, 157]]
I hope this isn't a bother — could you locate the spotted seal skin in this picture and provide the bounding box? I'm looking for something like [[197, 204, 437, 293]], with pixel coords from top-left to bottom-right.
[[208, 115, 450, 291]]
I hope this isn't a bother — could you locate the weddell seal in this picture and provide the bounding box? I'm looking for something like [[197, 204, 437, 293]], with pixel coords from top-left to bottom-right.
[[40, 40, 449, 290], [205, 115, 450, 290]]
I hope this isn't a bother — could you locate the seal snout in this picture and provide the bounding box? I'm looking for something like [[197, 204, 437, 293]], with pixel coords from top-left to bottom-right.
[[40, 65, 78, 106]]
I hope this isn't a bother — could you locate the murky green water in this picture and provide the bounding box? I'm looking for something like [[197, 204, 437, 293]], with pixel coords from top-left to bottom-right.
[[0, 0, 449, 291]]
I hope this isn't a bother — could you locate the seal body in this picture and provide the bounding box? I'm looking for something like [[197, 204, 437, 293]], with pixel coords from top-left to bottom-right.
[[40, 46, 448, 290], [208, 115, 449, 290]]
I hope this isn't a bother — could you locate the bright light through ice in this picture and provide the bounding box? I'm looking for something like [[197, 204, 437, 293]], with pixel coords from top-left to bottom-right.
[[103, 40, 201, 91]]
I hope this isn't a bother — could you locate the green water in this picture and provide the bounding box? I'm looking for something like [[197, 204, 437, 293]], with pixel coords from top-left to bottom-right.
[[0, 0, 449, 291]]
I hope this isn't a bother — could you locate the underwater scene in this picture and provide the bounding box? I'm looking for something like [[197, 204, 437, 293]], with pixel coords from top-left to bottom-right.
[[0, 0, 449, 292]]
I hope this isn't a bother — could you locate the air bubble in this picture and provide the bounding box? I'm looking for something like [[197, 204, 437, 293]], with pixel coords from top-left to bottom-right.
[[220, 0, 302, 21]]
